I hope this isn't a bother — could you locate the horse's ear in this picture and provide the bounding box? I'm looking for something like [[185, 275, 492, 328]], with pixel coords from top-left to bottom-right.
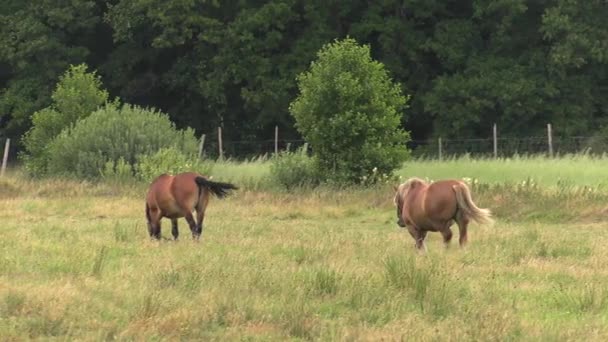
[[393, 185, 398, 192]]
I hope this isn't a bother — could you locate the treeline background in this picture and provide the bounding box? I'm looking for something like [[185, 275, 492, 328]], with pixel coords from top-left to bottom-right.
[[1, 0, 607, 154]]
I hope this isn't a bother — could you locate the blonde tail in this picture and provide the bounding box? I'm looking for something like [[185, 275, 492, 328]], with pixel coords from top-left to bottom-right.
[[453, 183, 494, 226]]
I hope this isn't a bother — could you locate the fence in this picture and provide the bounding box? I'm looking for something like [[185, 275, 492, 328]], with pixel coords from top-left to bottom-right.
[[199, 124, 607, 160], [0, 137, 18, 176], [407, 136, 606, 159], [2, 123, 608, 174], [204, 135, 605, 160]]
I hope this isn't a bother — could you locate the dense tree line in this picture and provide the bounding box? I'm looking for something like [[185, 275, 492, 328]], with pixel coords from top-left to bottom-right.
[[1, 0, 607, 151]]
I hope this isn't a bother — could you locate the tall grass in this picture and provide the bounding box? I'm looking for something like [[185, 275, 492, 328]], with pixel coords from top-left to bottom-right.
[[400, 154, 608, 188], [201, 154, 608, 191], [3, 156, 608, 339]]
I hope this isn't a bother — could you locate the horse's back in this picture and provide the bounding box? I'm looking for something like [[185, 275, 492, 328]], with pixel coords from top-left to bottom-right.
[[170, 172, 206, 214], [405, 179, 462, 229], [146, 174, 173, 200], [145, 172, 211, 218], [425, 180, 462, 216]]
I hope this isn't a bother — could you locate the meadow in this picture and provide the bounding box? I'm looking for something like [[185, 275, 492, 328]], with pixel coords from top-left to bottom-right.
[[2, 155, 608, 340]]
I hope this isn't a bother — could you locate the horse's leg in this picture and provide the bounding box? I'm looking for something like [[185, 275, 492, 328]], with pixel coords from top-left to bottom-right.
[[194, 192, 209, 238], [440, 220, 454, 248], [147, 208, 162, 240], [456, 211, 470, 247], [153, 221, 162, 240], [195, 208, 204, 237], [417, 231, 428, 252], [184, 212, 199, 240], [171, 218, 179, 240], [407, 226, 427, 251]]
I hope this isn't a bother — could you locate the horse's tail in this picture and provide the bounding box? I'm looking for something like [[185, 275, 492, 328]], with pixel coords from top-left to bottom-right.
[[453, 183, 494, 226], [195, 177, 238, 199]]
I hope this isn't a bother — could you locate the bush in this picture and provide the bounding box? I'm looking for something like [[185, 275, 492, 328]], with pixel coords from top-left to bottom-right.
[[100, 157, 135, 184], [136, 147, 213, 183], [270, 145, 320, 189], [289, 37, 410, 184], [21, 64, 109, 175], [46, 103, 198, 179], [584, 126, 608, 155]]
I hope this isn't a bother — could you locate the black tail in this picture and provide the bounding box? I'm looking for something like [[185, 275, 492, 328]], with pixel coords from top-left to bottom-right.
[[195, 177, 238, 198]]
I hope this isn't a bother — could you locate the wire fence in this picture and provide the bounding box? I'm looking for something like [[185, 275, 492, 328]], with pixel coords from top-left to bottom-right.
[[202, 135, 608, 160], [407, 136, 607, 159], [2, 135, 608, 168]]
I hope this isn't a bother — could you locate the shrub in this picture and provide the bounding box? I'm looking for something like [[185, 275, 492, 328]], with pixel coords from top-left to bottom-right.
[[100, 157, 135, 184], [46, 103, 198, 179], [270, 145, 320, 189], [289, 37, 411, 184], [136, 147, 213, 183], [584, 126, 608, 155], [21, 64, 109, 175]]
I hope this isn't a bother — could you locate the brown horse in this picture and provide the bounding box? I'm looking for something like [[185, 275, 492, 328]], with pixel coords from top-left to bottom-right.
[[393, 177, 493, 251], [145, 172, 238, 241]]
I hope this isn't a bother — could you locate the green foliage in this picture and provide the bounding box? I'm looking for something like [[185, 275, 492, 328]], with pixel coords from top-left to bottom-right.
[[0, 1, 100, 138], [290, 38, 410, 184], [136, 147, 213, 183], [2, 1, 608, 154], [269, 145, 320, 189], [46, 103, 198, 179], [584, 125, 608, 154], [100, 157, 135, 184], [21, 64, 109, 175]]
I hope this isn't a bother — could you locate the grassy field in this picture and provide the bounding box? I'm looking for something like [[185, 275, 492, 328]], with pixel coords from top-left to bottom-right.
[[401, 154, 608, 188], [2, 157, 608, 340], [208, 154, 608, 190]]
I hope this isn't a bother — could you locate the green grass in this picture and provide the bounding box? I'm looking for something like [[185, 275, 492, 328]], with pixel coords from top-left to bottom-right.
[[3, 156, 608, 340], [400, 154, 608, 188], [209, 154, 608, 190]]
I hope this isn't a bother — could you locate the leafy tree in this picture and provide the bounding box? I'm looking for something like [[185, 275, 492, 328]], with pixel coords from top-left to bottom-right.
[[0, 0, 101, 140], [290, 37, 410, 184], [20, 64, 109, 175], [2, 0, 607, 154]]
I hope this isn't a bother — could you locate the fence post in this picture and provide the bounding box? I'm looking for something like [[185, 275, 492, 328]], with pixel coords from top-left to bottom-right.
[[493, 123, 497, 158], [198, 134, 206, 159], [1, 138, 10, 178], [218, 127, 223, 160], [274, 125, 279, 155], [547, 123, 553, 157], [438, 137, 443, 160]]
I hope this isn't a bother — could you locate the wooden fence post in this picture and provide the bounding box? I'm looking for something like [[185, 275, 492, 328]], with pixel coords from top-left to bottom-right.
[[198, 134, 206, 159], [493, 123, 498, 158], [217, 127, 223, 160], [547, 123, 553, 157], [1, 138, 10, 178], [274, 125, 279, 155], [438, 137, 443, 160]]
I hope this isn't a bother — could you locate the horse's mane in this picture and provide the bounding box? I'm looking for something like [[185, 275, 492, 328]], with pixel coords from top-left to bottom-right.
[[395, 177, 428, 203]]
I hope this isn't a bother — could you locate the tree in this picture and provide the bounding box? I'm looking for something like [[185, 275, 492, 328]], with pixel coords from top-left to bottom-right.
[[21, 64, 109, 175], [0, 0, 101, 140], [289, 37, 410, 184], [2, 0, 607, 154]]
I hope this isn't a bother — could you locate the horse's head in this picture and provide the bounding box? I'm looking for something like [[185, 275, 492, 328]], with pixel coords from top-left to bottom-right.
[[393, 178, 426, 228]]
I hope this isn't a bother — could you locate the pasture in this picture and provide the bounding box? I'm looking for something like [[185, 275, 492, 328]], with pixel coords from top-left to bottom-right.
[[2, 156, 608, 340]]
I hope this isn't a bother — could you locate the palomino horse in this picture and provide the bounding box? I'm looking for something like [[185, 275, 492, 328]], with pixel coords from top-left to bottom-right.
[[145, 172, 238, 241], [393, 177, 493, 250]]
